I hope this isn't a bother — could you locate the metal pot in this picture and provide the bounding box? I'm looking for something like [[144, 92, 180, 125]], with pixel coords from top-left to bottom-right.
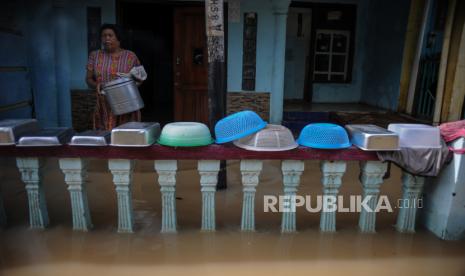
[[101, 77, 144, 115]]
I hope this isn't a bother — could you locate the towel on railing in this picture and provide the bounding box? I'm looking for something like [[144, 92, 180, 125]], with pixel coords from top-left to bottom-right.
[[377, 139, 452, 177], [116, 66, 147, 82], [439, 120, 465, 154]]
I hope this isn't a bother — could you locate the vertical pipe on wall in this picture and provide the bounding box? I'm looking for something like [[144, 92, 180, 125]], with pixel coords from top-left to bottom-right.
[[433, 0, 456, 125], [53, 0, 72, 127], [447, 17, 465, 121], [406, 0, 433, 115], [27, 0, 59, 127], [398, 0, 426, 113], [270, 0, 290, 124]]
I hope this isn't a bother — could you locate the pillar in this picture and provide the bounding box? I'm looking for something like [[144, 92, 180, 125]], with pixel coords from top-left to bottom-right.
[[240, 160, 262, 231], [16, 157, 49, 228], [281, 160, 304, 233], [108, 159, 134, 233], [320, 161, 347, 232], [59, 158, 92, 231], [396, 172, 425, 233], [270, 0, 291, 123], [358, 161, 388, 233], [198, 160, 220, 231], [154, 160, 178, 233]]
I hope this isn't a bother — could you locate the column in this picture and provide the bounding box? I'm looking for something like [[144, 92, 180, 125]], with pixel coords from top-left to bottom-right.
[[421, 138, 465, 240], [53, 0, 72, 127], [396, 172, 425, 233], [358, 161, 388, 233], [281, 160, 304, 233], [270, 0, 291, 123], [59, 158, 92, 231], [240, 160, 263, 231], [154, 160, 178, 233], [0, 194, 6, 227], [28, 0, 59, 127], [198, 160, 220, 231], [108, 159, 134, 233], [320, 161, 347, 232], [16, 157, 48, 228]]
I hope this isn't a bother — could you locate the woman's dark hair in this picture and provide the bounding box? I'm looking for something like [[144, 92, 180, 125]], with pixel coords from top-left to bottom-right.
[[100, 23, 123, 41]]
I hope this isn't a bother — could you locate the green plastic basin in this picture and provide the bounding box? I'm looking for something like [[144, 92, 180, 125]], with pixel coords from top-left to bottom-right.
[[158, 122, 214, 147]]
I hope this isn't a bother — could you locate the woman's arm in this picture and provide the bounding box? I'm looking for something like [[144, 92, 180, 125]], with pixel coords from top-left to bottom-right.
[[86, 69, 101, 94], [86, 69, 97, 89]]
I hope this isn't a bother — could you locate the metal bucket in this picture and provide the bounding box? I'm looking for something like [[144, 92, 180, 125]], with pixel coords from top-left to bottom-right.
[[102, 77, 144, 115]]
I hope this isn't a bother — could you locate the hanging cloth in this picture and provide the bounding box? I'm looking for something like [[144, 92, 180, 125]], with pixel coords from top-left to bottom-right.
[[439, 120, 465, 154]]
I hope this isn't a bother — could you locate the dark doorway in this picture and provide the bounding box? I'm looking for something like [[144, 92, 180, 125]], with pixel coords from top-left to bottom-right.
[[118, 2, 175, 124]]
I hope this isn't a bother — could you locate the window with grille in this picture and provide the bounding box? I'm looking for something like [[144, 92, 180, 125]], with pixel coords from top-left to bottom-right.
[[313, 29, 350, 82]]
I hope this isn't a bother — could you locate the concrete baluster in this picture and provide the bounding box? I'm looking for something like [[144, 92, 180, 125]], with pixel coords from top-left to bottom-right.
[[155, 160, 178, 233], [320, 161, 347, 232], [359, 161, 388, 233], [59, 158, 93, 231], [240, 160, 263, 231], [281, 160, 304, 233], [16, 157, 48, 229], [396, 172, 425, 233], [108, 159, 135, 233], [198, 160, 220, 231]]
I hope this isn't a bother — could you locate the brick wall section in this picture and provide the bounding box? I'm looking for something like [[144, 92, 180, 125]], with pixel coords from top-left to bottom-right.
[[72, 90, 271, 130], [227, 92, 270, 121], [71, 90, 96, 132]]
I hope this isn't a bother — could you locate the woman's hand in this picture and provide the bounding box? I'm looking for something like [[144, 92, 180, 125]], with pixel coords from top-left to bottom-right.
[[96, 82, 105, 95]]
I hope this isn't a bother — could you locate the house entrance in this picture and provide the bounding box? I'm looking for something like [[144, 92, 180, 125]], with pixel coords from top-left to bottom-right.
[[118, 2, 209, 124]]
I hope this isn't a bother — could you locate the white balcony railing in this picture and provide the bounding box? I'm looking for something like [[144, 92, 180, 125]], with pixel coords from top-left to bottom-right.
[[0, 145, 425, 234]]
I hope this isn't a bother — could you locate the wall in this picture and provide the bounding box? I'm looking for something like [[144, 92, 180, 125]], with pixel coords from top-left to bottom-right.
[[281, 0, 411, 108], [1, 0, 412, 128], [71, 90, 97, 131], [361, 0, 411, 111], [311, 0, 368, 103], [420, 0, 445, 57], [67, 0, 116, 90], [228, 0, 276, 93], [228, 0, 369, 110], [279, 0, 367, 103], [0, 0, 114, 127], [227, 92, 270, 121], [284, 8, 312, 100], [0, 0, 33, 120]]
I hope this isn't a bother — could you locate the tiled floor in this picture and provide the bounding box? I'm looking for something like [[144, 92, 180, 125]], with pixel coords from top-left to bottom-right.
[[284, 101, 387, 113], [283, 101, 425, 130]]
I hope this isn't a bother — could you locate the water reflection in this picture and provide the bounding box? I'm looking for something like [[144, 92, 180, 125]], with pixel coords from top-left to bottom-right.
[[0, 159, 464, 275]]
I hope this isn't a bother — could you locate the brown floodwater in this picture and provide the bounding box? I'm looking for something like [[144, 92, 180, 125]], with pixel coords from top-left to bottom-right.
[[0, 158, 464, 276]]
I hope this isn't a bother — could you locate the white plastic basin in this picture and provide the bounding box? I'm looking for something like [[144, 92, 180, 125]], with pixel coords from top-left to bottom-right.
[[387, 123, 441, 149]]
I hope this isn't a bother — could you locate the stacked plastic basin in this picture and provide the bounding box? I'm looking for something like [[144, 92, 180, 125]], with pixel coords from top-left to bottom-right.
[[214, 110, 352, 151]]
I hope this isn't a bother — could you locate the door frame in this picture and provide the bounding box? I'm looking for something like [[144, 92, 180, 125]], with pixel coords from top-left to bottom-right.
[[116, 0, 228, 123], [290, 1, 357, 103]]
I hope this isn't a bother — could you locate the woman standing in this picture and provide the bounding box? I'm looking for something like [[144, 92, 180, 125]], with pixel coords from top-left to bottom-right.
[[86, 24, 143, 130]]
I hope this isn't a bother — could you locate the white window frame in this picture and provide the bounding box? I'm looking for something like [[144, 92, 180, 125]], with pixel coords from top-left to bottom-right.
[[313, 29, 350, 82]]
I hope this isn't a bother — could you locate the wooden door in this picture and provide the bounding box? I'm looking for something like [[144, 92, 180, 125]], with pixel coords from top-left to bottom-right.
[[173, 7, 208, 123]]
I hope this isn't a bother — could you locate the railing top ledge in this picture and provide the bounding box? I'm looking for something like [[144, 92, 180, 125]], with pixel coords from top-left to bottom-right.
[[0, 144, 378, 161]]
